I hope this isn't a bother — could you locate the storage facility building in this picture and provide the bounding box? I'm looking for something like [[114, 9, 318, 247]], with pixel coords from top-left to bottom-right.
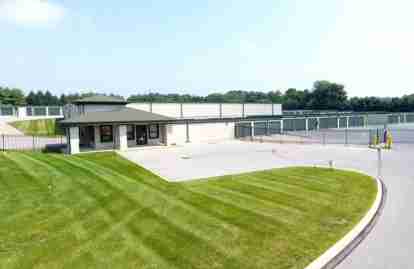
[[59, 96, 282, 154]]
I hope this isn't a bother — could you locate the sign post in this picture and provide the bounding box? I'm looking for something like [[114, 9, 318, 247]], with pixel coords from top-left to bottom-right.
[[377, 147, 382, 179]]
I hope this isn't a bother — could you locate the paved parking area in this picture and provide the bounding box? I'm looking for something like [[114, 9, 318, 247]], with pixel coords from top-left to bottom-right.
[[119, 140, 414, 268], [119, 140, 377, 181]]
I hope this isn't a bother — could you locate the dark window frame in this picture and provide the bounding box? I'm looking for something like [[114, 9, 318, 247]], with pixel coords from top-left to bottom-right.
[[127, 125, 135, 140], [148, 124, 159, 139], [100, 125, 113, 143]]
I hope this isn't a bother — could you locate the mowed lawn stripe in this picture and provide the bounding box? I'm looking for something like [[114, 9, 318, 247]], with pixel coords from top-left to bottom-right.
[[0, 152, 377, 269], [263, 169, 344, 192], [243, 172, 336, 202], [69, 154, 317, 265], [184, 181, 334, 252], [186, 183, 306, 225], [6, 154, 145, 267], [195, 174, 329, 211], [66, 154, 245, 234], [64, 153, 298, 264], [230, 177, 335, 207], [76, 154, 286, 238], [50, 154, 247, 269], [9, 153, 180, 269]]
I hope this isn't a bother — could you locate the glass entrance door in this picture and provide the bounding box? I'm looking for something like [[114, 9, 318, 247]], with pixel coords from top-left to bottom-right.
[[136, 125, 148, 145]]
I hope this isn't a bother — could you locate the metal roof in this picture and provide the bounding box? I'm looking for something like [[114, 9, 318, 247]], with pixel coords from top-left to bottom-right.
[[60, 107, 175, 125], [73, 95, 127, 104]]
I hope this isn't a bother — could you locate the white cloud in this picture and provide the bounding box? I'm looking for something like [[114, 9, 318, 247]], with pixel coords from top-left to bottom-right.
[[0, 0, 65, 26]]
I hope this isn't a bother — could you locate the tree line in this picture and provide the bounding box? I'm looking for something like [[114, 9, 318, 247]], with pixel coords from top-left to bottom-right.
[[1, 81, 414, 112], [0, 87, 123, 106]]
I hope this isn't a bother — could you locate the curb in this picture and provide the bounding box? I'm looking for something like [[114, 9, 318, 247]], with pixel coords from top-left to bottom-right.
[[305, 175, 387, 269]]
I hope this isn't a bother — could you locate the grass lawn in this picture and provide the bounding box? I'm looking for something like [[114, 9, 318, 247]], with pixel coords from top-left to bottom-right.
[[0, 152, 377, 269], [10, 119, 63, 136]]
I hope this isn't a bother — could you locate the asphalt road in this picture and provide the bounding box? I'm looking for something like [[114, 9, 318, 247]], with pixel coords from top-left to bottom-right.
[[337, 143, 414, 269]]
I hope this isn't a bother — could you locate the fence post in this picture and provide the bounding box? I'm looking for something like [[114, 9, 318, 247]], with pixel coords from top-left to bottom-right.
[[322, 132, 326, 146], [185, 121, 190, 143], [377, 147, 382, 179], [2, 135, 4, 152], [346, 116, 350, 129], [250, 121, 255, 141], [280, 119, 284, 134], [305, 118, 309, 133], [219, 103, 222, 119], [345, 128, 348, 146], [266, 121, 270, 136], [32, 135, 35, 151]]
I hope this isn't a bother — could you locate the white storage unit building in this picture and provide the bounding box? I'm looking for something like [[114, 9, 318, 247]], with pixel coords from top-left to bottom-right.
[[60, 97, 282, 154]]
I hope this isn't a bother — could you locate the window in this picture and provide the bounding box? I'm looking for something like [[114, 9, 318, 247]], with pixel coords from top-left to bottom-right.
[[148, 124, 159, 139], [100, 125, 113, 143], [127, 125, 135, 140]]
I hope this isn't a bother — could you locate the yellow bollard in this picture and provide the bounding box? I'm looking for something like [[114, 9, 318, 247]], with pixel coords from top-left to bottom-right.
[[386, 133, 393, 149], [373, 135, 379, 146]]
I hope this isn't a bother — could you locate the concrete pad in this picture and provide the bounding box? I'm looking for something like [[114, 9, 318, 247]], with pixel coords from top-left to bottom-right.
[[118, 140, 376, 182]]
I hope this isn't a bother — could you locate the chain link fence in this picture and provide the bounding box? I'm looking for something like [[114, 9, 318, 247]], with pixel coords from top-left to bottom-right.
[[236, 125, 414, 146], [235, 114, 414, 146], [0, 106, 15, 116]]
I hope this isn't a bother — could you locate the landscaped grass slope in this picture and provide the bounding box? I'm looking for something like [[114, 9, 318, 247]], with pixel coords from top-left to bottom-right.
[[0, 152, 377, 269], [10, 119, 63, 136]]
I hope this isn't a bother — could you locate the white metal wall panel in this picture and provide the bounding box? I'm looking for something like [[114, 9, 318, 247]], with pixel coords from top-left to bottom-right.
[[183, 103, 220, 118], [152, 103, 181, 118], [166, 124, 187, 145], [166, 122, 235, 145], [244, 104, 273, 116], [128, 103, 282, 118], [189, 122, 235, 143], [273, 104, 282, 115], [221, 104, 243, 118], [126, 103, 151, 112]]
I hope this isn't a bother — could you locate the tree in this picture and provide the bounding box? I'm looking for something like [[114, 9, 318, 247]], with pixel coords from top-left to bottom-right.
[[283, 88, 308, 110], [0, 87, 25, 105], [26, 91, 36, 105], [310, 81, 347, 110], [267, 90, 283, 104]]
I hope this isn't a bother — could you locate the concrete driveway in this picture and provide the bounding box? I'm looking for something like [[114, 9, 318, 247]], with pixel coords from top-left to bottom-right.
[[119, 140, 378, 181], [119, 140, 414, 268]]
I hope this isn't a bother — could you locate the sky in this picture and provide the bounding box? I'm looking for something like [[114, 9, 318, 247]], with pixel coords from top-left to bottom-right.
[[0, 0, 413, 97]]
